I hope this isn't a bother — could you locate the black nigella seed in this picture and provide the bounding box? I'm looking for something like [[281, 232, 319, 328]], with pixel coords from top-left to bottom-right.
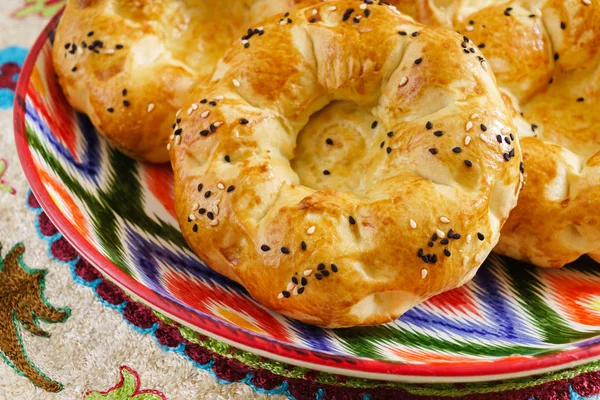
[[197, 183, 203, 191], [386, 147, 392, 154], [353, 16, 360, 23], [504, 153, 511, 161], [200, 99, 207, 104], [387, 131, 394, 137], [323, 170, 331, 175], [422, 256, 429, 263], [554, 53, 559, 61], [261, 245, 270, 251], [577, 97, 584, 102], [123, 100, 130, 107], [429, 148, 438, 155], [281, 247, 290, 254], [426, 121, 433, 130], [193, 224, 198, 232], [412, 31, 419, 37], [87, 31, 94, 37], [364, 9, 370, 17], [64, 43, 70, 49], [225, 155, 230, 162], [448, 229, 454, 237], [478, 232, 485, 241], [478, 43, 485, 48], [326, 138, 334, 145], [520, 162, 525, 173], [301, 277, 307, 286], [453, 233, 461, 239], [414, 58, 423, 65], [206, 212, 214, 220], [331, 264, 338, 272], [200, 130, 209, 136], [72, 66, 77, 72], [432, 233, 438, 241], [116, 44, 123, 49], [371, 121, 378, 129], [497, 135, 503, 143], [210, 124, 216, 132], [452, 147, 462, 153], [318, 263, 326, 270], [380, 141, 385, 148], [464, 160, 473, 167], [310, 17, 318, 23], [292, 276, 298, 284], [463, 35, 470, 42], [176, 118, 181, 123], [531, 124, 538, 132], [434, 130, 443, 137], [440, 239, 449, 245], [204, 190, 211, 198], [444, 249, 451, 257], [510, 133, 515, 140], [297, 287, 305, 294], [244, 43, 250, 48], [240, 118, 249, 124], [428, 242, 434, 247], [209, 101, 217, 106], [315, 273, 323, 280], [174, 128, 182, 136], [470, 47, 476, 53], [122, 88, 127, 96], [107, 108, 114, 113], [561, 21, 566, 29], [301, 241, 307, 251], [480, 124, 487, 131], [172, 124, 176, 129], [399, 31, 407, 36], [349, 216, 356, 225], [431, 254, 438, 264], [505, 137, 511, 145], [282, 291, 290, 298], [198, 208, 206, 214], [462, 42, 467, 48], [322, 270, 330, 277], [227, 185, 235, 192], [418, 248, 424, 257]]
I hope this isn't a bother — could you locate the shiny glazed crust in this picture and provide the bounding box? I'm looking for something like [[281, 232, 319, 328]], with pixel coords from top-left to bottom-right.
[[52, 0, 319, 162], [402, 0, 600, 267], [169, 1, 522, 327]]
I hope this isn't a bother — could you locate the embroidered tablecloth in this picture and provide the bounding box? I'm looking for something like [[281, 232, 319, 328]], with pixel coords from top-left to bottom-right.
[[3, 2, 600, 400]]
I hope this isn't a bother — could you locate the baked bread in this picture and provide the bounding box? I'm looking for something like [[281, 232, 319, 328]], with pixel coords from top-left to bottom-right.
[[401, 0, 600, 267], [169, 0, 523, 327], [52, 0, 319, 163]]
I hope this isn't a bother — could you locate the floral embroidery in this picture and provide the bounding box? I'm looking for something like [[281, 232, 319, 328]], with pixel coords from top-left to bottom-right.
[[0, 243, 70, 392], [84, 366, 167, 400], [0, 159, 16, 195], [12, 0, 65, 19], [0, 47, 28, 109]]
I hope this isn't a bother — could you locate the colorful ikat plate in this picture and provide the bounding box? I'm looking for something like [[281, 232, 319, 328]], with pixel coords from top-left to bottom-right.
[[14, 14, 600, 383]]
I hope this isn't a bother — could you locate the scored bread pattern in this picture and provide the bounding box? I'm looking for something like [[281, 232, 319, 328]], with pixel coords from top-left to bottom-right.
[[20, 17, 600, 368]]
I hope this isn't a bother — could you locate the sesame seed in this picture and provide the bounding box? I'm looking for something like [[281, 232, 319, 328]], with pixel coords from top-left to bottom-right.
[[175, 135, 181, 145], [440, 216, 450, 223], [307, 226, 315, 235], [452, 147, 462, 153], [466, 25, 474, 31], [464, 136, 471, 146], [301, 241, 307, 251], [583, 0, 591, 5], [326, 138, 334, 145], [313, 8, 319, 14], [421, 269, 428, 279], [465, 121, 473, 131], [304, 269, 312, 276], [481, 60, 489, 70], [147, 103, 155, 113], [323, 170, 331, 175], [192, 202, 199, 211], [399, 76, 409, 86], [349, 216, 356, 225], [233, 79, 240, 87], [281, 247, 290, 254], [287, 282, 295, 291], [189, 214, 196, 221], [464, 160, 473, 167], [360, 3, 367, 9], [429, 148, 438, 155], [371, 121, 378, 129], [191, 103, 198, 110], [436, 229, 445, 238], [409, 219, 417, 229], [466, 234, 471, 243], [261, 245, 270, 251], [217, 183, 225, 190], [501, 127, 511, 135], [414, 57, 423, 65], [477, 232, 485, 240]]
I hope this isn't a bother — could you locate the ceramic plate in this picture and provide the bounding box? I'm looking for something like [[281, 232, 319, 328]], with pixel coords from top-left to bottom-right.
[[14, 14, 600, 383]]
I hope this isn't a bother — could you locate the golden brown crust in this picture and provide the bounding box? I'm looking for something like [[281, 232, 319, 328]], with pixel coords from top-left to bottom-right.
[[170, 1, 522, 327], [52, 0, 320, 162], [404, 0, 600, 268]]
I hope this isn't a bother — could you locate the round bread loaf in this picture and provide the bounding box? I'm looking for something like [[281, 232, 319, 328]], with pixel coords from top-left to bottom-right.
[[169, 0, 523, 327], [400, 0, 600, 267], [52, 0, 319, 162]]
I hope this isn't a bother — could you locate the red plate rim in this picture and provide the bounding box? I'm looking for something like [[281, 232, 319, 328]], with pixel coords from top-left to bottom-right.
[[13, 11, 600, 383]]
